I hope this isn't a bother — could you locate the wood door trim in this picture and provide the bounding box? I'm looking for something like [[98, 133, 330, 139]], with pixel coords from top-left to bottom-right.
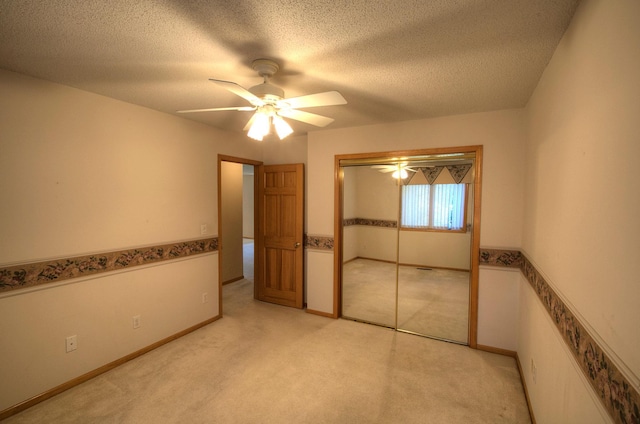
[[218, 155, 262, 166], [333, 155, 343, 319], [334, 145, 483, 348], [468, 146, 483, 348], [335, 146, 479, 163], [217, 154, 263, 317]]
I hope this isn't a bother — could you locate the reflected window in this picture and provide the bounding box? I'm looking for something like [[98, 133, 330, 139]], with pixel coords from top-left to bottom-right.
[[401, 184, 466, 231]]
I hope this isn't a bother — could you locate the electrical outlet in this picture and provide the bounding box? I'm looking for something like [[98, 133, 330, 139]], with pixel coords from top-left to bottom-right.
[[66, 335, 77, 353], [202, 292, 208, 303], [200, 224, 208, 235], [133, 315, 141, 329]]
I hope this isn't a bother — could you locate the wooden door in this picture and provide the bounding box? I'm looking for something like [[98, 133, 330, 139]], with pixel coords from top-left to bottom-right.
[[255, 164, 304, 308]]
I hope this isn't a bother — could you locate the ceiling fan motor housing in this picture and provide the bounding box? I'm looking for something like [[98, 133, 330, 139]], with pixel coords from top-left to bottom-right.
[[249, 82, 284, 101]]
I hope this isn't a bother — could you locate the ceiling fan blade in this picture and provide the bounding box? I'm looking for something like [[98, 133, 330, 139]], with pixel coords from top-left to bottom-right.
[[371, 164, 418, 173], [277, 91, 347, 109], [277, 109, 335, 127], [177, 106, 255, 114], [209, 79, 265, 106]]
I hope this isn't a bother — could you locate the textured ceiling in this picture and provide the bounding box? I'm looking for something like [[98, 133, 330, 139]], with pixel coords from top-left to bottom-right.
[[0, 0, 580, 137]]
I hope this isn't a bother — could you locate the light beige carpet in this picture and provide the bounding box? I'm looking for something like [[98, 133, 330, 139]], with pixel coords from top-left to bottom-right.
[[5, 279, 531, 423]]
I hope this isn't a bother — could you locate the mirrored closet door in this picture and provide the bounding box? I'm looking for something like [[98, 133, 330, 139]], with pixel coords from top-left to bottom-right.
[[341, 164, 400, 328], [340, 150, 478, 345]]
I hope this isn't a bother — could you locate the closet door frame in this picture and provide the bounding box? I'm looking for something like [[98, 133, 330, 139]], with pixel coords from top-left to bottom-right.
[[333, 145, 483, 348]]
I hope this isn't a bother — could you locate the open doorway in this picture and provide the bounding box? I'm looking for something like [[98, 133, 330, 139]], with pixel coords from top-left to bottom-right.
[[218, 155, 262, 315], [219, 155, 306, 314], [241, 164, 255, 283]]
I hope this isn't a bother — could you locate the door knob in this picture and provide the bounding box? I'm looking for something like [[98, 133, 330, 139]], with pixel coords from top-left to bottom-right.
[[294, 242, 301, 248]]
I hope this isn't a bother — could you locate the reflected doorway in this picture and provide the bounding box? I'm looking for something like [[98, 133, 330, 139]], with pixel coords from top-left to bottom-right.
[[335, 146, 482, 346]]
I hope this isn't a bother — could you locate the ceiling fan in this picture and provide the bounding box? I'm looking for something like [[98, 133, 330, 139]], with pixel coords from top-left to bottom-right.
[[372, 163, 418, 179], [177, 59, 347, 141]]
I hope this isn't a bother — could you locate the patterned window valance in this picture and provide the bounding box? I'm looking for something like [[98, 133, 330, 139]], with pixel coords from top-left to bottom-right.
[[421, 166, 445, 184], [446, 164, 472, 183], [408, 163, 472, 185]]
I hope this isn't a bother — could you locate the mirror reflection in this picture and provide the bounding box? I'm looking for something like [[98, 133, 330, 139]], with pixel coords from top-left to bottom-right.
[[341, 165, 398, 328], [341, 154, 475, 344]]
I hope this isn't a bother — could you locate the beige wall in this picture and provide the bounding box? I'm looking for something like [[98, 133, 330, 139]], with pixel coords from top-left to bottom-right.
[[221, 161, 244, 282], [308, 110, 526, 244], [242, 172, 255, 238], [0, 69, 262, 411], [261, 134, 308, 166], [520, 0, 639, 420]]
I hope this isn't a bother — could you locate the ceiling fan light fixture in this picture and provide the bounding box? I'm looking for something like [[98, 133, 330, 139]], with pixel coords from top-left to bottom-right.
[[247, 110, 270, 141], [273, 115, 293, 140], [392, 169, 408, 179]]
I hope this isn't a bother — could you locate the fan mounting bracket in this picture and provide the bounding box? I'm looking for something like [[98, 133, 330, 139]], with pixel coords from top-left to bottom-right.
[[252, 59, 279, 78]]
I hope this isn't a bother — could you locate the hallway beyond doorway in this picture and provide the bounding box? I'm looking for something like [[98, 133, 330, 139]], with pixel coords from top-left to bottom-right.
[[243, 238, 254, 282]]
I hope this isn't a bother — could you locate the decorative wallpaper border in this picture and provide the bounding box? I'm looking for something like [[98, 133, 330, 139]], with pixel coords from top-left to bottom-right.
[[304, 235, 334, 250], [520, 254, 638, 424], [0, 238, 219, 294], [343, 218, 397, 228], [482, 248, 639, 424], [3, 240, 636, 422], [479, 248, 523, 268]]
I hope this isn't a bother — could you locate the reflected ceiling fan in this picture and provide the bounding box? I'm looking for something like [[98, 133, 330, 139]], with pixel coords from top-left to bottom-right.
[[372, 163, 418, 179], [177, 59, 347, 141]]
